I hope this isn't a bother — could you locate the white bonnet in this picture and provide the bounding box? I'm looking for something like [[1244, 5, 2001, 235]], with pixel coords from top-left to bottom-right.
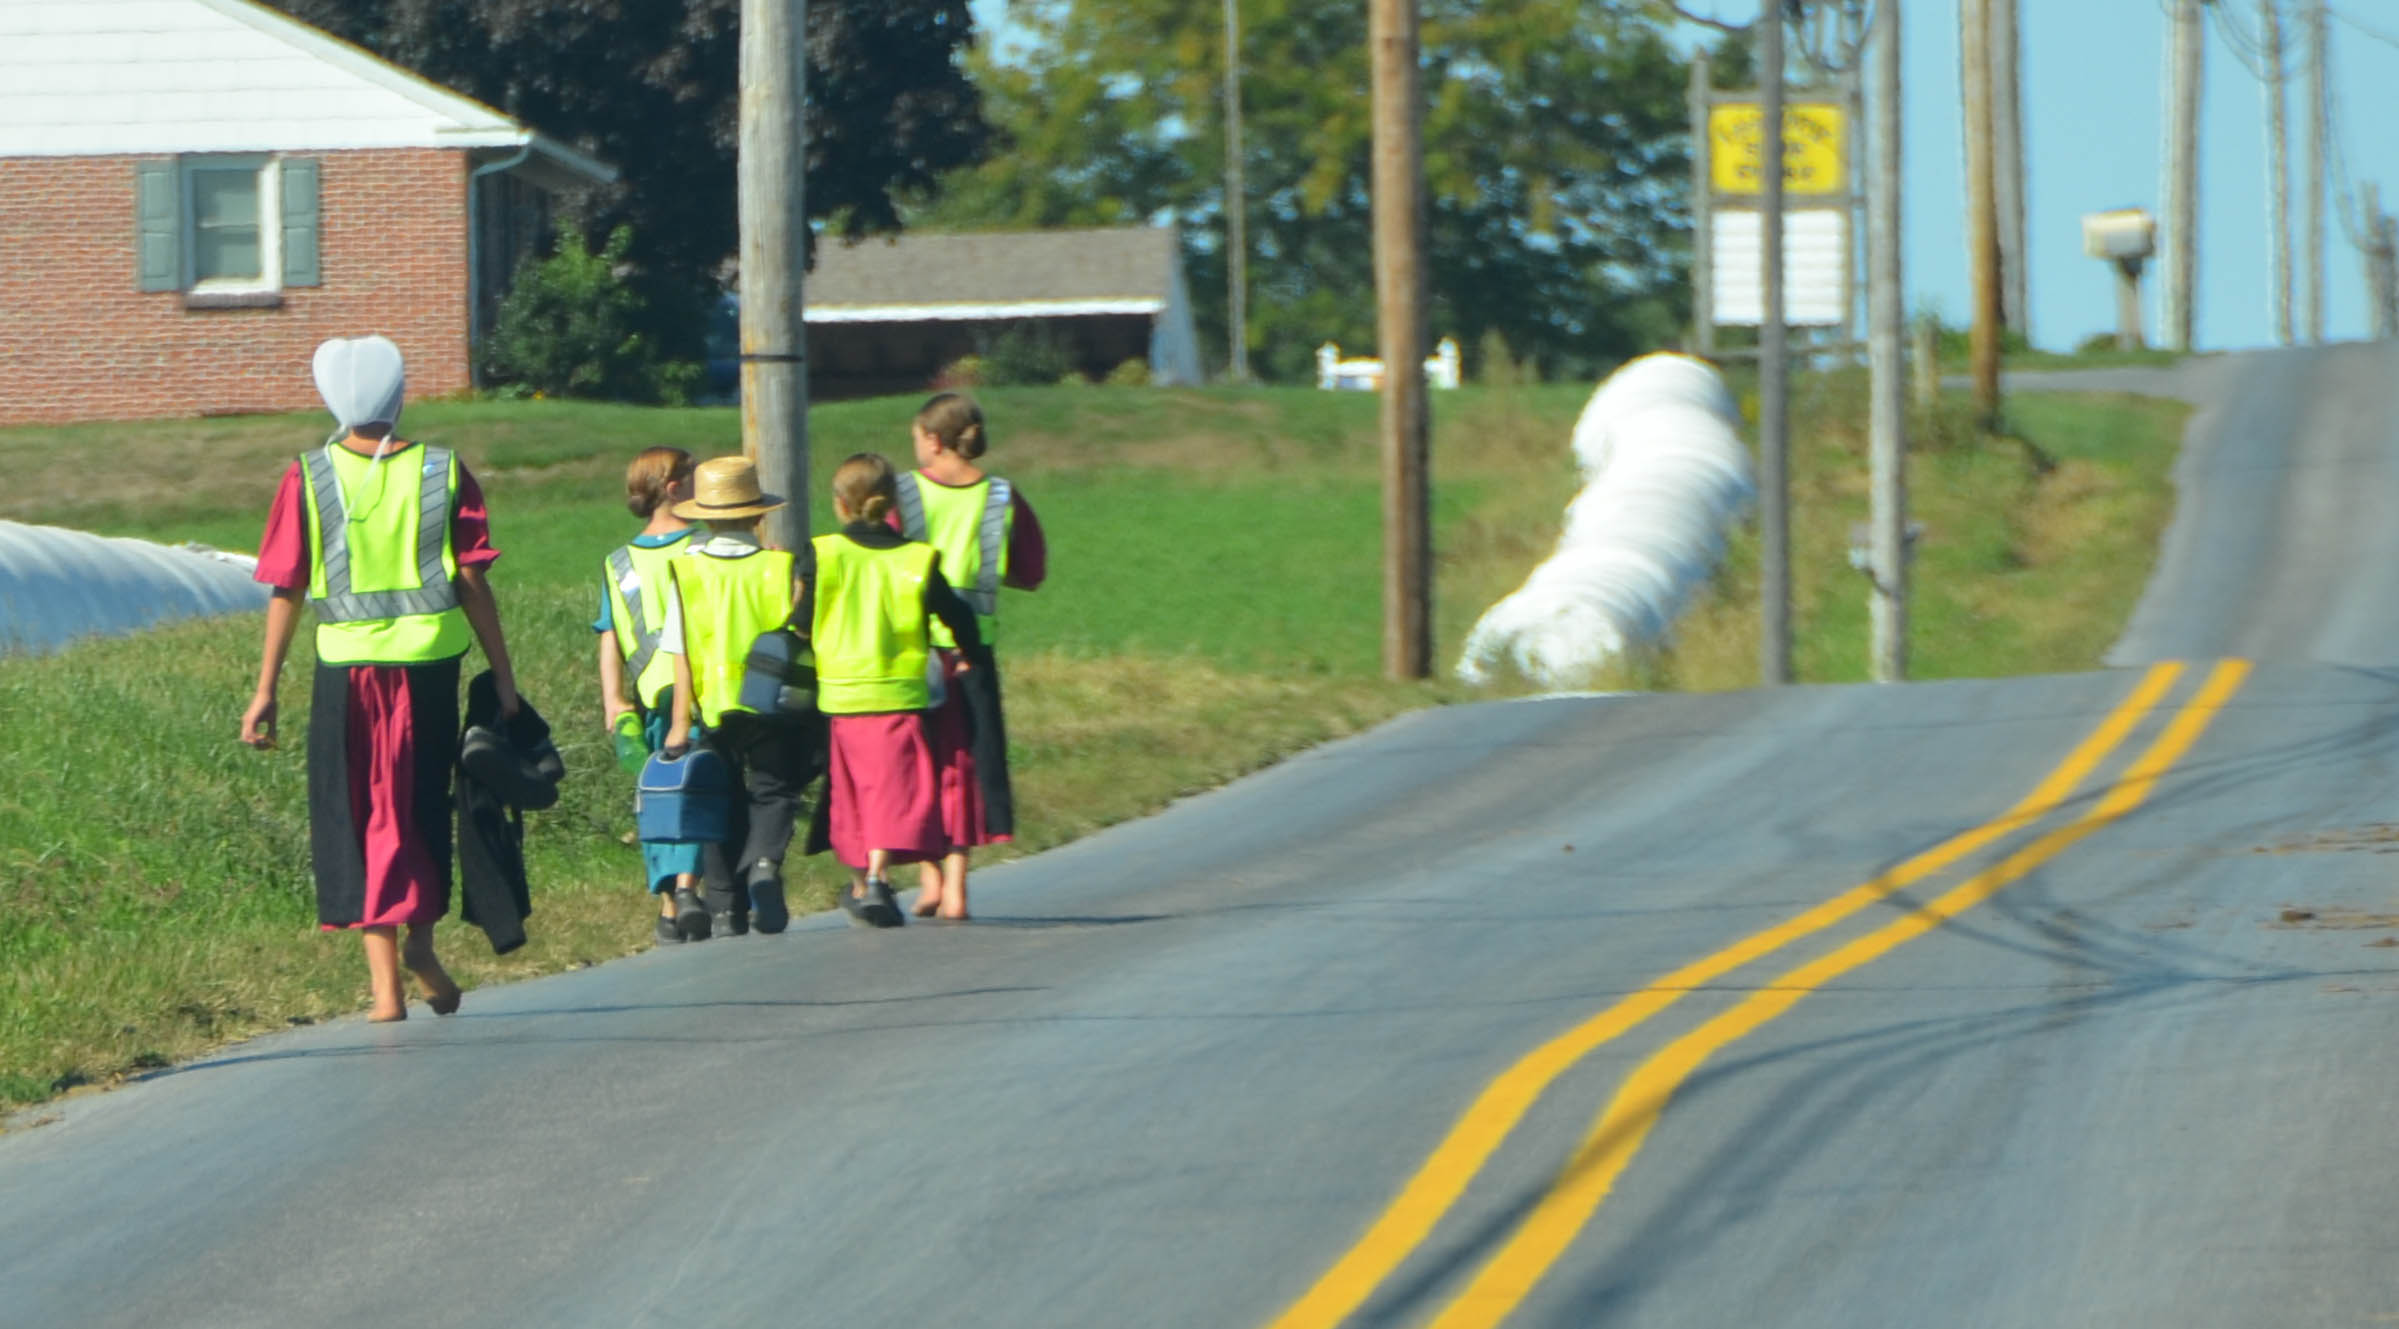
[[311, 336, 408, 433]]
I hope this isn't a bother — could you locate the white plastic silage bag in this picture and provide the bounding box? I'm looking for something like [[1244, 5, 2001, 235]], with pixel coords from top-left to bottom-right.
[[1456, 353, 1753, 689]]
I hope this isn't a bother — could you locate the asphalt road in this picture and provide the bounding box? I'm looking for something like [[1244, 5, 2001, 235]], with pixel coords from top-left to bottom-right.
[[9, 347, 2399, 1328]]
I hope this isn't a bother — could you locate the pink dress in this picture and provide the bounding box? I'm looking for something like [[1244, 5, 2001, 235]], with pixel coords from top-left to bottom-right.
[[824, 713, 947, 870]]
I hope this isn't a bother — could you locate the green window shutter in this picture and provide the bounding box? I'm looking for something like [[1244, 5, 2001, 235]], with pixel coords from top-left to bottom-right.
[[135, 161, 180, 292], [280, 157, 321, 287]]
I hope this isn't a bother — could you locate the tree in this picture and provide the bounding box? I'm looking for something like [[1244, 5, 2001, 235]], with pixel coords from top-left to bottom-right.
[[920, 0, 1691, 383], [483, 223, 700, 403], [264, 0, 993, 356]]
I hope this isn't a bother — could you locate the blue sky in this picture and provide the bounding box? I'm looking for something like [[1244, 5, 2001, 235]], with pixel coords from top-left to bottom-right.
[[966, 1, 2399, 351]]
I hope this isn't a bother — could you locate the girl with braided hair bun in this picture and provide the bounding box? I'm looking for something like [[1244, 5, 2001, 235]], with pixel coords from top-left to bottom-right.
[[804, 452, 988, 927]]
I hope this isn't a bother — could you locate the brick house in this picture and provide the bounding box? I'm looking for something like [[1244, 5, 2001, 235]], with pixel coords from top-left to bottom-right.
[[0, 0, 614, 427], [801, 227, 1208, 397]]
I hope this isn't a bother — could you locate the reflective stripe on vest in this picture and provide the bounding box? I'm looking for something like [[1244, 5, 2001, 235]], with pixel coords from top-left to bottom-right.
[[302, 445, 458, 623], [606, 536, 690, 711], [667, 548, 796, 729], [808, 535, 936, 715], [894, 472, 1011, 651]]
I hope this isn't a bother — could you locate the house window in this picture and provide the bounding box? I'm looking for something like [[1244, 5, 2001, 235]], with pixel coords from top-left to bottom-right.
[[186, 157, 279, 289], [136, 156, 321, 301]]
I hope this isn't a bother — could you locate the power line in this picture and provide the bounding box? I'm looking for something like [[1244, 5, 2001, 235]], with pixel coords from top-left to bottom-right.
[[2319, 10, 2369, 249], [2327, 4, 2399, 51]]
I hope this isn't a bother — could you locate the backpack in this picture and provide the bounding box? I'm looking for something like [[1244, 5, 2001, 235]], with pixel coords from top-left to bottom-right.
[[738, 626, 818, 721]]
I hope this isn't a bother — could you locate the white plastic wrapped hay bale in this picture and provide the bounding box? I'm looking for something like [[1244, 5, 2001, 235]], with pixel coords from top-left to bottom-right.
[[1571, 353, 1741, 478], [0, 520, 266, 657], [1457, 354, 1752, 689]]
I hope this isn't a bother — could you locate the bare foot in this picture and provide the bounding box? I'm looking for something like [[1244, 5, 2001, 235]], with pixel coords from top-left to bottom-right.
[[402, 941, 463, 1016], [368, 1005, 407, 1023], [913, 893, 943, 918]]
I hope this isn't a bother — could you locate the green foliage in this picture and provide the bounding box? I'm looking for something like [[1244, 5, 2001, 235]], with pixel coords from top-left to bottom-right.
[[262, 0, 994, 360], [978, 324, 1078, 387], [1925, 315, 2034, 361], [483, 225, 699, 403], [1105, 357, 1152, 387], [1476, 329, 1538, 387], [918, 0, 1692, 384], [933, 354, 987, 389]]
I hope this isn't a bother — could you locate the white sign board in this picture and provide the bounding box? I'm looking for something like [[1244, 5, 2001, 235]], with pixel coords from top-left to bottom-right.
[[1711, 208, 1849, 327]]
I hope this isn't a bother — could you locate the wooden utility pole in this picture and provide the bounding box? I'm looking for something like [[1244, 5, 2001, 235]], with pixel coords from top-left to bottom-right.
[[2303, 0, 2328, 344], [1963, 0, 2002, 421], [1869, 0, 1907, 682], [2163, 0, 2202, 351], [1759, 0, 1791, 685], [739, 0, 809, 551], [1223, 0, 1251, 382], [1992, 0, 2028, 340], [2382, 211, 2399, 340], [2265, 0, 2294, 345], [1690, 55, 1716, 356], [1369, 0, 1430, 679], [2367, 184, 2399, 340]]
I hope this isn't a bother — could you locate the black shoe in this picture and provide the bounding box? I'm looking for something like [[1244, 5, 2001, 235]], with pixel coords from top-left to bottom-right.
[[864, 877, 905, 929], [713, 910, 750, 938], [841, 889, 876, 928], [748, 861, 789, 934], [841, 885, 903, 929], [673, 887, 712, 942], [654, 915, 683, 946]]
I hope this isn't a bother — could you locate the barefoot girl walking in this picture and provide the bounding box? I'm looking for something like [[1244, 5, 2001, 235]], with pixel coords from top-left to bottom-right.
[[893, 394, 1045, 920], [240, 336, 521, 1022]]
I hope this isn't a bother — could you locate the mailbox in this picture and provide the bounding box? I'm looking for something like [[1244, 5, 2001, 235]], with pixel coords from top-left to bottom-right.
[[2083, 208, 2157, 262]]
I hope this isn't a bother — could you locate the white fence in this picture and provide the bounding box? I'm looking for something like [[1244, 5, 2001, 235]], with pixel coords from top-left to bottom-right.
[[0, 520, 266, 657], [1456, 353, 1753, 688]]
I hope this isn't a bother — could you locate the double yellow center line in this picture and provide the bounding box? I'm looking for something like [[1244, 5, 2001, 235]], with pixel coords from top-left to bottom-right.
[[1267, 659, 2249, 1329]]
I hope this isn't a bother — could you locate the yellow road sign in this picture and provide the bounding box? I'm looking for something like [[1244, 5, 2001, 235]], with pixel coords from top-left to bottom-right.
[[1708, 102, 1847, 196]]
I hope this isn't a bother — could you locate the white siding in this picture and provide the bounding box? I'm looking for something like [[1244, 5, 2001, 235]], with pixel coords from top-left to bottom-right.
[[0, 0, 528, 157], [1148, 255, 1205, 386]]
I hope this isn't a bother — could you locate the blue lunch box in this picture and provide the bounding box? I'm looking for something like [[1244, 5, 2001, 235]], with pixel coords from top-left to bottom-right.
[[635, 746, 732, 843]]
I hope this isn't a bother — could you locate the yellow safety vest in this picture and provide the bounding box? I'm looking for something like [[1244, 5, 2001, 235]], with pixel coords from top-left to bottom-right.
[[667, 548, 796, 729], [809, 535, 936, 714], [893, 472, 1012, 648], [299, 442, 470, 666], [603, 531, 694, 712]]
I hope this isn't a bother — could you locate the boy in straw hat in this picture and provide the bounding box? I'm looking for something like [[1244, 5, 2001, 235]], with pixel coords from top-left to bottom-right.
[[241, 335, 521, 1021], [659, 456, 821, 936]]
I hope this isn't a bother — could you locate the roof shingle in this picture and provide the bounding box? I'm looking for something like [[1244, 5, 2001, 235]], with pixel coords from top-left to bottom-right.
[[807, 227, 1183, 310]]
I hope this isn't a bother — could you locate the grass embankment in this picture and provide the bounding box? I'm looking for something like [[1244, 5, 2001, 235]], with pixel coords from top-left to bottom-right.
[[0, 378, 2186, 1108]]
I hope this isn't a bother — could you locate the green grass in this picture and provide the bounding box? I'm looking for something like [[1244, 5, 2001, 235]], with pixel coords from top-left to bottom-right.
[[1998, 347, 2188, 370], [0, 377, 2187, 1110], [1596, 374, 2192, 690]]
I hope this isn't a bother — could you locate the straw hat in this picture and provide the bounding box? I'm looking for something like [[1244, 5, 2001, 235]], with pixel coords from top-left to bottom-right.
[[673, 456, 786, 520]]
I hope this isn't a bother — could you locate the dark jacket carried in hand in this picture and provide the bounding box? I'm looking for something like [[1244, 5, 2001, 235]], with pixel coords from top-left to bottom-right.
[[455, 671, 563, 954]]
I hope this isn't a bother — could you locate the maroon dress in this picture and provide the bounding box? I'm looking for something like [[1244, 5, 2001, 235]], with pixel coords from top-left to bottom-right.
[[895, 479, 1046, 848], [254, 447, 499, 929]]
